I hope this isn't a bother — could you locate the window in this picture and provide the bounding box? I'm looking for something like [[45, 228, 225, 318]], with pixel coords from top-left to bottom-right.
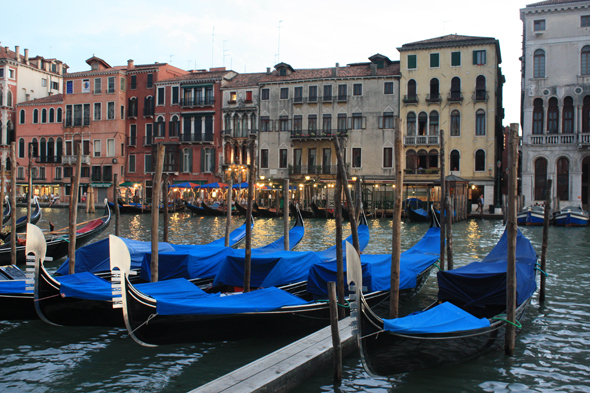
[[279, 149, 287, 168], [279, 116, 290, 131], [308, 114, 317, 133], [182, 148, 192, 173], [430, 53, 439, 68], [49, 108, 55, 123], [129, 124, 137, 146], [534, 49, 545, 78], [406, 112, 416, 136], [229, 91, 237, 103], [337, 114, 347, 132], [55, 167, 62, 180], [279, 68, 287, 76], [94, 140, 101, 157], [383, 147, 393, 168], [407, 54, 417, 69], [451, 51, 461, 67], [9, 69, 14, 78], [156, 117, 166, 137], [157, 87, 165, 105], [450, 110, 461, 136], [260, 149, 269, 168], [323, 85, 332, 100], [475, 149, 485, 171], [450, 150, 460, 171], [280, 88, 288, 99], [83, 104, 90, 126], [41, 78, 47, 87], [128, 97, 138, 118], [261, 88, 269, 100], [322, 148, 331, 174], [323, 114, 332, 132], [308, 148, 316, 172], [52, 81, 59, 90], [147, 73, 153, 88], [475, 109, 486, 136], [0, 68, 3, 77], [584, 96, 590, 134], [380, 112, 394, 129], [547, 97, 558, 134], [145, 154, 153, 172], [57, 108, 62, 123], [450, 77, 461, 100], [309, 86, 317, 102], [94, 103, 101, 120], [582, 46, 590, 76], [130, 75, 137, 90], [475, 75, 487, 100], [534, 158, 548, 200], [19, 109, 25, 124], [128, 155, 136, 173], [245, 90, 253, 102], [64, 166, 73, 178], [66, 81, 73, 94], [18, 138, 25, 158], [120, 77, 126, 91], [534, 19, 546, 31], [172, 86, 179, 104], [582, 15, 590, 27], [563, 96, 574, 133], [384, 82, 394, 95], [121, 105, 124, 119], [33, 109, 39, 124], [533, 98, 544, 134], [107, 77, 115, 93], [293, 115, 302, 132], [294, 87, 303, 103], [353, 84, 362, 96], [429, 111, 439, 135], [260, 116, 271, 132], [107, 139, 115, 157], [557, 157, 569, 201], [429, 78, 439, 101], [338, 84, 347, 101], [473, 50, 486, 65], [352, 113, 364, 130], [352, 148, 361, 168], [107, 102, 115, 119]]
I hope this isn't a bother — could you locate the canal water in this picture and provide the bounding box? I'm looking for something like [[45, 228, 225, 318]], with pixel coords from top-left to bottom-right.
[[1, 207, 589, 392]]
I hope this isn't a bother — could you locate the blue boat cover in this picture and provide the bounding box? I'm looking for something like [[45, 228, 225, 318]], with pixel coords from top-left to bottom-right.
[[206, 222, 249, 247], [306, 226, 440, 298], [437, 228, 537, 308], [0, 279, 31, 294], [57, 272, 113, 301], [411, 208, 428, 218], [383, 301, 490, 334], [211, 224, 368, 288], [154, 285, 308, 315], [136, 278, 209, 298]]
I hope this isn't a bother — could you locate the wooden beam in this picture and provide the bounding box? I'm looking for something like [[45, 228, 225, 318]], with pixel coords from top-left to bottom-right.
[[163, 174, 169, 243], [27, 143, 32, 223]]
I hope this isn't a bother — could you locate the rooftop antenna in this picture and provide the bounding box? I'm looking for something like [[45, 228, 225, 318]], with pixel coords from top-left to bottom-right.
[[169, 54, 173, 64], [223, 40, 229, 68], [212, 26, 215, 68], [276, 20, 283, 64]]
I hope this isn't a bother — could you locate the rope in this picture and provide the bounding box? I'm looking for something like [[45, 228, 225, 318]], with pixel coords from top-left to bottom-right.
[[535, 263, 549, 277], [433, 262, 442, 271], [315, 298, 350, 308], [34, 293, 62, 302], [131, 313, 158, 334], [492, 314, 522, 329]]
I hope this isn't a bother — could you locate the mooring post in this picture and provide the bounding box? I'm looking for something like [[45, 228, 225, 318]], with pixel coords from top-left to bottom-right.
[[540, 178, 552, 303], [244, 136, 257, 293], [68, 142, 82, 275], [150, 143, 165, 283], [0, 164, 4, 233], [284, 178, 289, 251], [163, 173, 169, 243], [113, 174, 120, 236], [447, 190, 454, 270], [10, 142, 17, 265], [505, 123, 519, 356], [389, 121, 403, 319], [327, 281, 342, 387], [27, 143, 33, 223], [225, 174, 233, 247], [334, 168, 345, 319], [439, 130, 446, 271], [333, 136, 359, 253]]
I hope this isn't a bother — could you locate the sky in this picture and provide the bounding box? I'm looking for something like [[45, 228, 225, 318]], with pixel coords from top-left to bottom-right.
[[3, 0, 532, 122]]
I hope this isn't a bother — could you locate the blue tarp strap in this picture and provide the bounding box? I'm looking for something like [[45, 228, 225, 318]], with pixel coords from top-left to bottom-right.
[[491, 314, 522, 329], [535, 263, 549, 277]]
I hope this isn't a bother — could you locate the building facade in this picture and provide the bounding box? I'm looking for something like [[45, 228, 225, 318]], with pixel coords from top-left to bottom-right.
[[398, 35, 505, 209], [520, 0, 590, 208]]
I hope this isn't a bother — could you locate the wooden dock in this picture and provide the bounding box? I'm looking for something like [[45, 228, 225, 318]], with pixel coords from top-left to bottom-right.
[[189, 317, 357, 393]]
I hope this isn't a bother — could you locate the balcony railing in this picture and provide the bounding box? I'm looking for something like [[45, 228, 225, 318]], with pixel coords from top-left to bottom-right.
[[290, 129, 348, 139], [403, 95, 419, 104], [179, 133, 214, 143], [580, 133, 590, 145], [146, 163, 181, 173], [337, 95, 348, 102], [308, 96, 318, 103], [404, 168, 440, 175], [35, 156, 62, 164], [425, 94, 441, 104], [32, 175, 47, 181], [473, 91, 488, 102], [62, 155, 91, 165], [404, 135, 440, 146], [223, 129, 257, 138], [293, 96, 303, 104], [179, 98, 215, 108], [289, 164, 346, 176], [16, 176, 25, 181], [530, 134, 576, 145], [322, 95, 333, 102], [103, 173, 113, 182], [447, 92, 464, 102]]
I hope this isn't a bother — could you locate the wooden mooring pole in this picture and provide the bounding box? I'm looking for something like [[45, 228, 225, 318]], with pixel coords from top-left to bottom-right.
[[150, 143, 165, 283], [225, 174, 234, 247], [333, 136, 359, 253], [244, 136, 257, 293], [389, 121, 403, 319], [505, 123, 519, 355], [439, 130, 446, 271], [284, 179, 289, 251], [10, 142, 17, 265], [113, 174, 120, 236], [68, 143, 82, 274], [334, 166, 345, 319], [446, 190, 454, 270], [27, 143, 33, 223], [539, 178, 552, 303], [163, 174, 169, 243], [0, 164, 5, 233], [327, 281, 342, 387]]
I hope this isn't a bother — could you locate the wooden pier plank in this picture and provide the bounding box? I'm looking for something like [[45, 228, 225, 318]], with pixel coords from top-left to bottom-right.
[[189, 317, 357, 393]]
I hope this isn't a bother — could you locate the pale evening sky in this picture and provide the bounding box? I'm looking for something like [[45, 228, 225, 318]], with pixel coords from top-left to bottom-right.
[[3, 0, 532, 123]]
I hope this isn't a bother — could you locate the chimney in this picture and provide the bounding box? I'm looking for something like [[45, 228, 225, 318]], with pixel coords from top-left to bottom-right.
[[24, 49, 29, 65], [266, 67, 271, 75], [335, 62, 339, 68], [127, 59, 135, 69], [370, 64, 377, 76], [332, 67, 337, 77], [15, 46, 19, 62]]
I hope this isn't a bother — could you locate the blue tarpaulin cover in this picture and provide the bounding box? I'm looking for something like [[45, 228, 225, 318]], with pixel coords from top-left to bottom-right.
[[383, 301, 490, 334], [136, 278, 210, 298], [154, 285, 308, 315], [437, 228, 537, 308], [307, 226, 440, 298], [411, 208, 428, 218], [57, 272, 112, 301], [0, 280, 30, 294]]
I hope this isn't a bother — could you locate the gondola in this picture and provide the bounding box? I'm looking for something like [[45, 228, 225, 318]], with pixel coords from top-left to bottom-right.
[[517, 205, 547, 226], [289, 202, 314, 218], [201, 202, 234, 216], [2, 197, 11, 225], [0, 199, 111, 265], [31, 214, 304, 327], [553, 206, 589, 227], [236, 202, 259, 217], [0, 196, 42, 240], [311, 201, 333, 218], [253, 201, 282, 217], [185, 202, 207, 216], [356, 227, 537, 376], [407, 206, 429, 222], [118, 216, 441, 346]]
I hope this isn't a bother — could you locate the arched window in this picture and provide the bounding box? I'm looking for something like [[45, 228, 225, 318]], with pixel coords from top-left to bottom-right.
[[18, 138, 25, 158], [33, 109, 39, 124], [405, 149, 416, 171], [7, 91, 12, 107], [47, 138, 55, 162], [563, 96, 574, 134], [418, 112, 428, 135], [19, 109, 25, 124], [57, 108, 63, 123], [41, 108, 47, 123], [583, 96, 590, 134], [31, 138, 39, 157], [417, 149, 428, 170], [534, 157, 548, 200], [429, 78, 439, 100], [581, 45, 590, 76], [475, 76, 486, 100], [407, 79, 417, 101], [49, 108, 55, 123], [429, 111, 439, 135], [450, 77, 461, 100], [557, 157, 569, 201], [533, 98, 544, 134], [475, 149, 485, 171], [547, 97, 558, 133], [156, 116, 166, 137], [56, 138, 63, 158], [450, 110, 460, 136], [475, 109, 486, 136], [169, 115, 180, 137], [0, 91, 3, 106], [406, 112, 416, 136], [450, 150, 460, 171], [428, 149, 438, 169], [534, 49, 546, 78], [40, 138, 47, 161]]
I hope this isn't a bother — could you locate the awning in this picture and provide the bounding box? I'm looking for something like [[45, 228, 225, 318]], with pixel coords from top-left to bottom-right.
[[91, 183, 113, 188], [119, 181, 141, 187]]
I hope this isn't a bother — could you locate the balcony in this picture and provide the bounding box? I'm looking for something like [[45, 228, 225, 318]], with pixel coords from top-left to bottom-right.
[[402, 95, 419, 104], [404, 168, 440, 175], [322, 95, 333, 103], [473, 91, 488, 102], [32, 175, 47, 181], [293, 96, 303, 104], [404, 135, 440, 146], [308, 96, 318, 103], [290, 129, 348, 139], [425, 94, 441, 104], [447, 92, 463, 103], [62, 155, 91, 165], [223, 129, 257, 138], [16, 175, 25, 181], [35, 156, 62, 164], [530, 134, 576, 145], [179, 98, 215, 108], [179, 133, 214, 143], [289, 164, 346, 176]]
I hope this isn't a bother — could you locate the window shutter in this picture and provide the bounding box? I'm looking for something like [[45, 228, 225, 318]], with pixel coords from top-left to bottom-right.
[[211, 148, 216, 173], [408, 55, 416, 69], [347, 117, 352, 130], [189, 149, 193, 173], [362, 117, 366, 129], [378, 116, 383, 129], [473, 51, 478, 65], [200, 147, 205, 172]]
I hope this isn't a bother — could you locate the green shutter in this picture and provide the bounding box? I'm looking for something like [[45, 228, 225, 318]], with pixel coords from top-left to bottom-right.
[[200, 147, 205, 172], [210, 148, 216, 173], [451, 52, 461, 66], [408, 54, 417, 69], [430, 53, 439, 68], [473, 50, 478, 65]]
